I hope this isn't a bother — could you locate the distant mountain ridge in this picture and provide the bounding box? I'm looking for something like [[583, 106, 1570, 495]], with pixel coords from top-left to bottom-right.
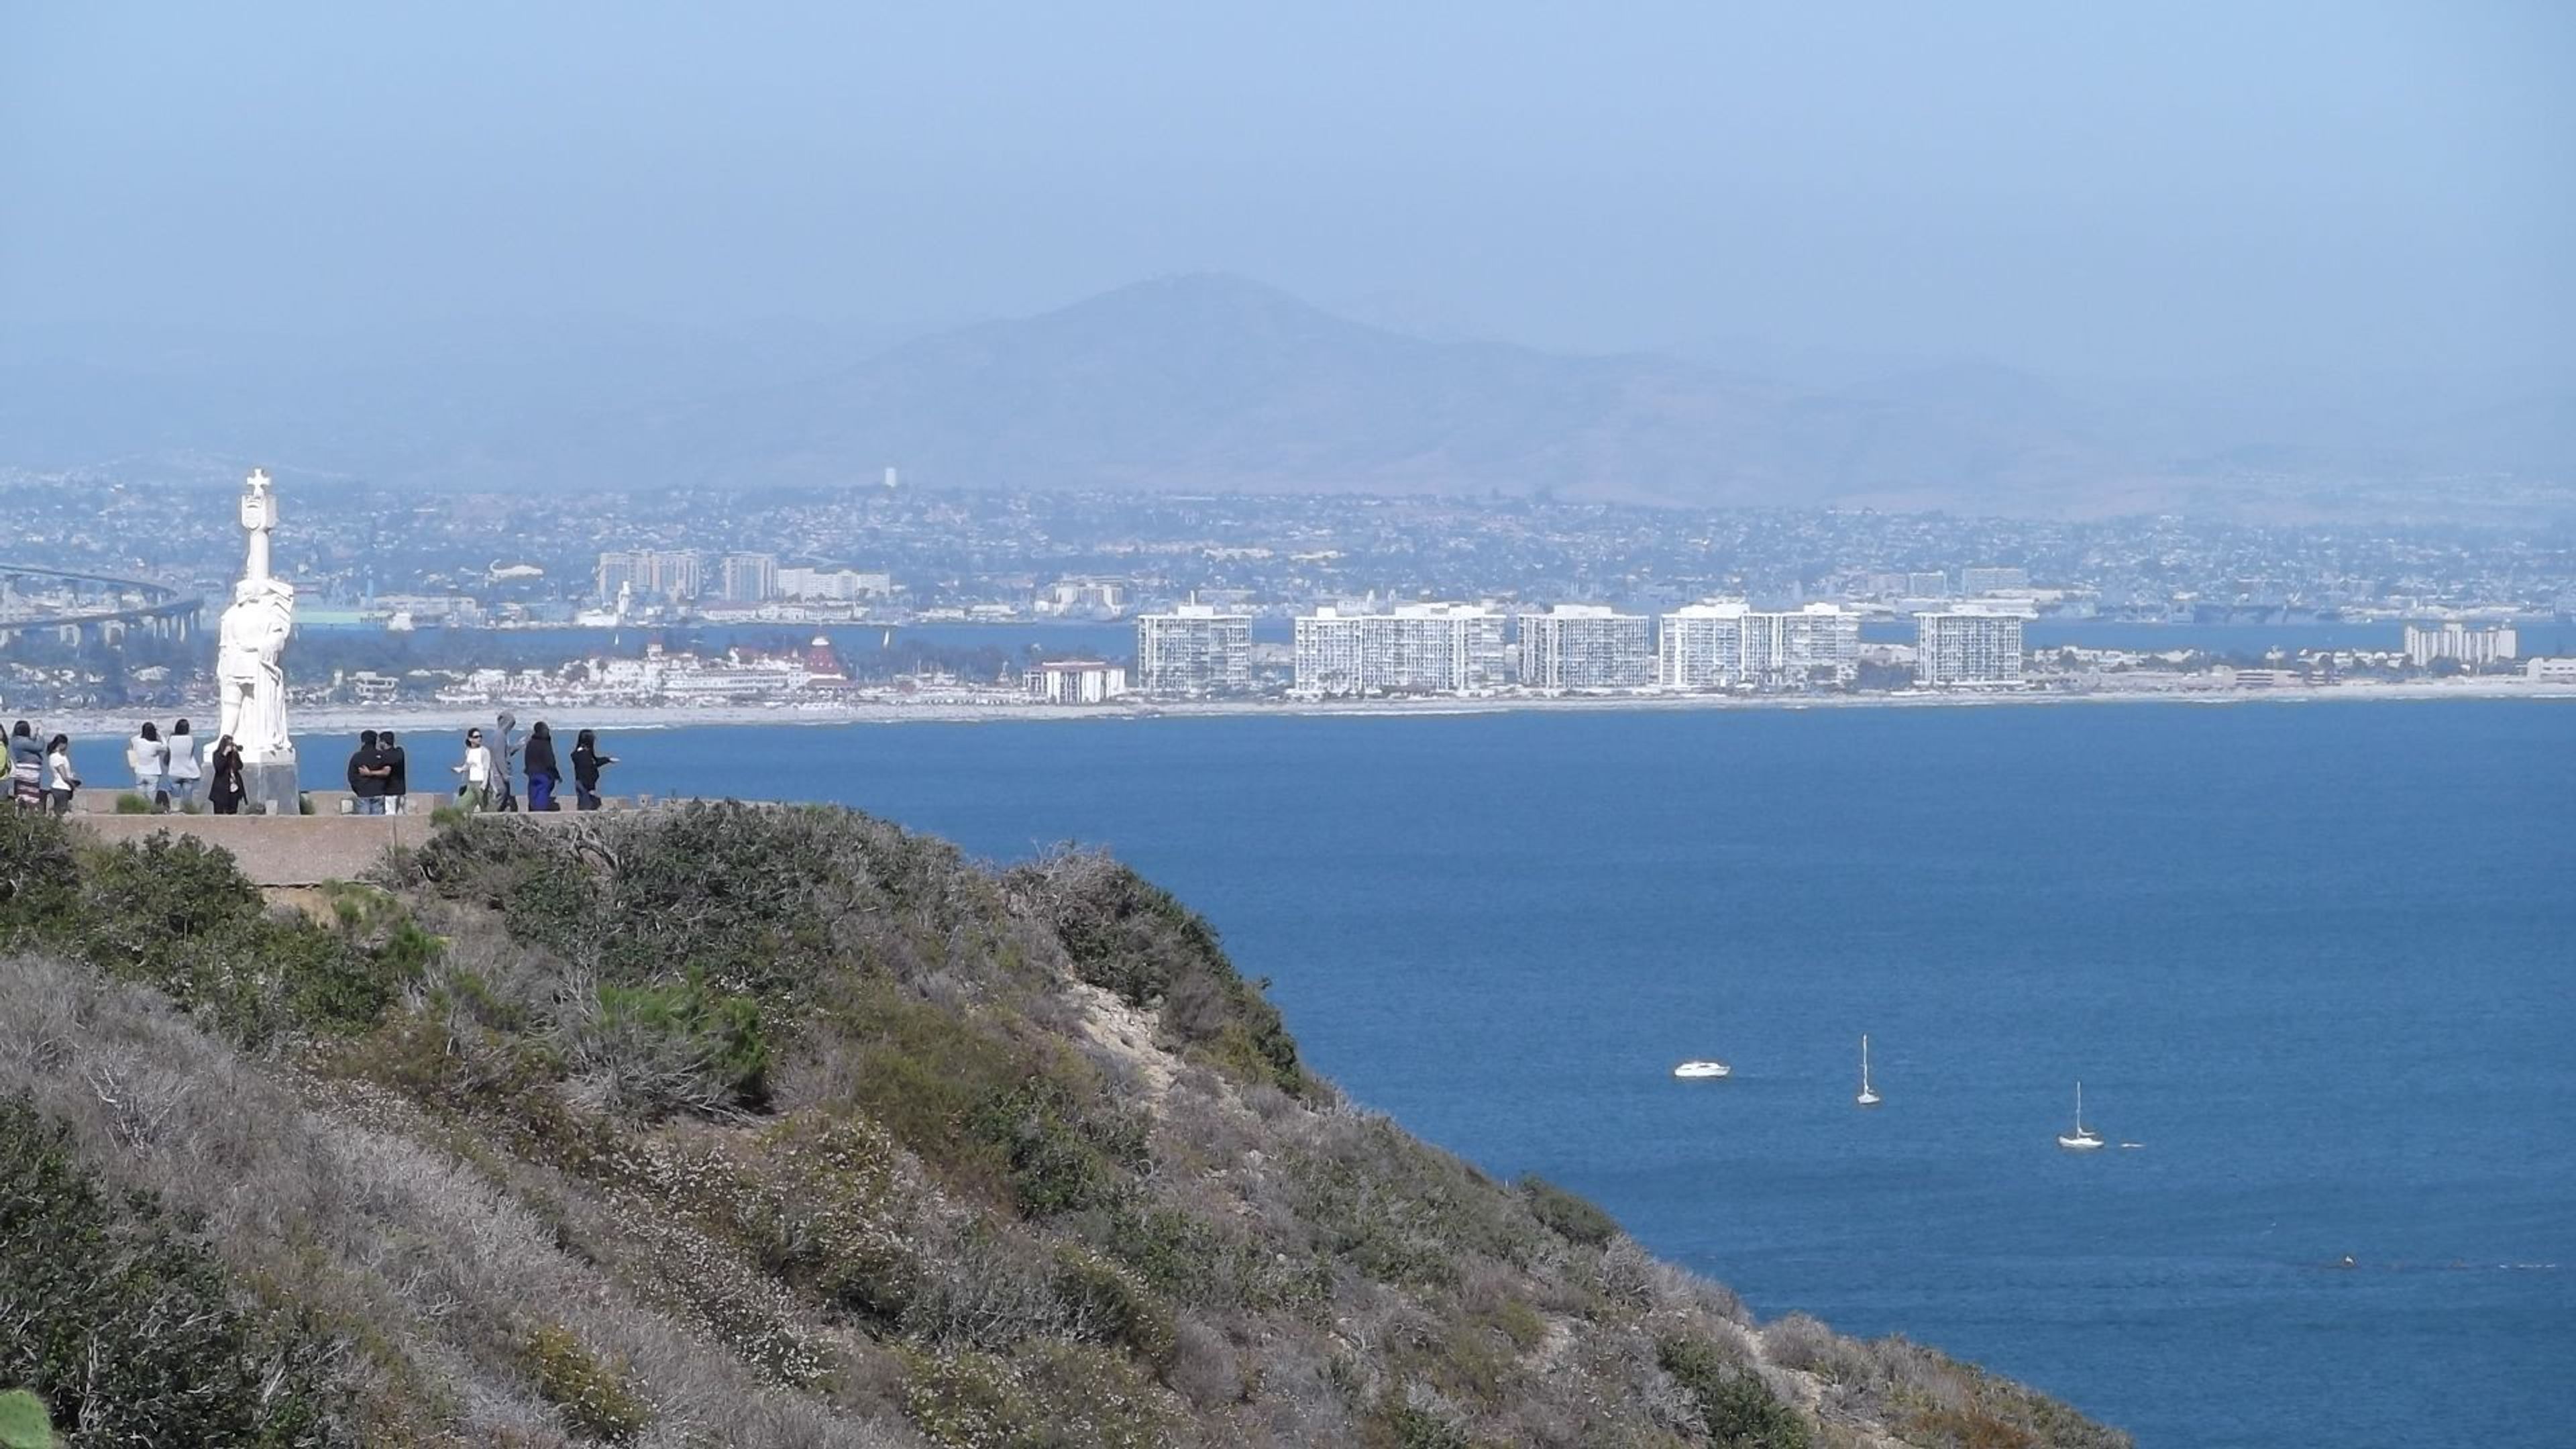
[[5, 274, 2569, 521], [543, 274, 2143, 513]]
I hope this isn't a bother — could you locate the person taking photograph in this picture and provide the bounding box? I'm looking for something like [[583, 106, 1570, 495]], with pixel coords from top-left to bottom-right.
[[207, 735, 246, 815]]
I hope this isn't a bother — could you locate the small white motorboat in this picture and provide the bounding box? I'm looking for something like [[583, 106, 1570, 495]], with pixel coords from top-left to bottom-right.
[[2057, 1080, 2105, 1150], [1672, 1059, 1731, 1079], [1856, 1034, 1882, 1107]]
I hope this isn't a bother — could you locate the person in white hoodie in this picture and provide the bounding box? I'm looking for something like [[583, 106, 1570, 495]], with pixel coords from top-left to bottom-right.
[[452, 726, 494, 810], [164, 717, 203, 811], [127, 720, 168, 811]]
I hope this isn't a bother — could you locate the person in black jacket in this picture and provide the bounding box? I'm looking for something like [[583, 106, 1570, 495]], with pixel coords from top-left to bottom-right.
[[570, 729, 615, 811], [207, 735, 246, 815], [380, 730, 410, 814], [348, 730, 386, 814], [524, 721, 561, 811]]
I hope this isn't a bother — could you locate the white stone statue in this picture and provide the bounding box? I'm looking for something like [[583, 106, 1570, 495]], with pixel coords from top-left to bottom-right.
[[215, 468, 296, 761]]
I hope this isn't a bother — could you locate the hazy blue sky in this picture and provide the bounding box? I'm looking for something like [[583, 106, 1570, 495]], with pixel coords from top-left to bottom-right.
[[5, 2, 2568, 378]]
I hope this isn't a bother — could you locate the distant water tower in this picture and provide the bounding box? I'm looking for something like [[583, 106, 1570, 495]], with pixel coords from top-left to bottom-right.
[[883, 466, 899, 490]]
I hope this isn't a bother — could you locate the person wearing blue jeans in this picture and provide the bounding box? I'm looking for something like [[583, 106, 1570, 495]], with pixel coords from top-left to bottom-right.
[[164, 718, 202, 810], [349, 730, 388, 814], [127, 720, 167, 810], [524, 720, 561, 812]]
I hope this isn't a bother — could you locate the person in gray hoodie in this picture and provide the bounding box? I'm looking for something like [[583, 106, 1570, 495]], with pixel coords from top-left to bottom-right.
[[492, 711, 522, 811]]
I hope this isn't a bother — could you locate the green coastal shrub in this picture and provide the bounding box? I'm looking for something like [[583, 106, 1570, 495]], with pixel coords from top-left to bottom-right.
[[1048, 1246, 1177, 1367], [967, 1073, 1148, 1218], [0, 1391, 52, 1449], [523, 1322, 651, 1444], [0, 1098, 342, 1446], [0, 812, 80, 933], [1, 816, 426, 1045], [900, 1342, 1180, 1449], [1519, 1174, 1622, 1248], [1658, 1333, 1809, 1449], [570, 974, 772, 1118]]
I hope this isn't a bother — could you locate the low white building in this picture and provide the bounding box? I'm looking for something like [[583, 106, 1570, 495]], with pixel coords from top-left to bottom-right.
[[2524, 657, 2576, 682], [777, 567, 894, 602], [1040, 577, 1130, 614], [1026, 659, 1130, 704]]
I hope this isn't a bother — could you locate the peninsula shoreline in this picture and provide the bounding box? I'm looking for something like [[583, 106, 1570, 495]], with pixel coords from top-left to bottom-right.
[[42, 676, 2574, 739]]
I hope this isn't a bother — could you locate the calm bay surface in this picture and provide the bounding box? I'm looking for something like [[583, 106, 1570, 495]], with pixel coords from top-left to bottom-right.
[[354, 702, 2567, 1444]]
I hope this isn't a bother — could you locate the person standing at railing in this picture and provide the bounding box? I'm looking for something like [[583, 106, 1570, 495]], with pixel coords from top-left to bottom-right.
[[570, 729, 615, 811], [381, 731, 410, 814], [44, 735, 79, 815], [207, 735, 246, 815], [128, 720, 168, 811], [165, 718, 202, 811], [348, 730, 388, 816], [524, 721, 561, 812], [13, 721, 51, 812], [453, 727, 493, 809]]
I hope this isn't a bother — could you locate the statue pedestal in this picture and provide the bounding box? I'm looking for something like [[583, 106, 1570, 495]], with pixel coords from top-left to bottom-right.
[[243, 750, 300, 816]]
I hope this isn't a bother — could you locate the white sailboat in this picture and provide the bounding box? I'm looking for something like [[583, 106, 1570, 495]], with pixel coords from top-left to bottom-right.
[[1856, 1034, 1881, 1107], [1672, 1059, 1731, 1079], [2057, 1080, 2104, 1150]]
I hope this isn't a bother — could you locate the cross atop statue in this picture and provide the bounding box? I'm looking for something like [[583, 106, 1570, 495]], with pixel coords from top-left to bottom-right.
[[239, 466, 277, 582]]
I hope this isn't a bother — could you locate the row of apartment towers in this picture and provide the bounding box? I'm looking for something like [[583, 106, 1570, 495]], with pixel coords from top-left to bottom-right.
[[595, 551, 890, 604], [1136, 601, 2031, 697]]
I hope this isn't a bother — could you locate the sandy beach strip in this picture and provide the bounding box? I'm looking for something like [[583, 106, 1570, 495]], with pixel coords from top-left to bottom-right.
[[32, 677, 2573, 740]]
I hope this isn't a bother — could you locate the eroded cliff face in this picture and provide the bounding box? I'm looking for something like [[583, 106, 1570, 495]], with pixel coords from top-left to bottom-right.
[[0, 806, 2128, 1448]]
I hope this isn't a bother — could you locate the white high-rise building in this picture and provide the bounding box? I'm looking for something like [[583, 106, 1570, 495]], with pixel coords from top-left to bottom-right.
[[1961, 566, 2030, 595], [595, 550, 701, 603], [1293, 603, 1507, 696], [718, 552, 778, 603], [594, 551, 642, 605], [1658, 601, 1862, 690], [1915, 604, 2031, 687], [1516, 605, 1653, 690], [1136, 604, 1253, 696], [2402, 621, 2518, 668]]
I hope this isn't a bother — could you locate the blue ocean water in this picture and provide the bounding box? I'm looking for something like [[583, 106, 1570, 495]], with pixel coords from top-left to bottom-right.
[[228, 705, 2576, 1442]]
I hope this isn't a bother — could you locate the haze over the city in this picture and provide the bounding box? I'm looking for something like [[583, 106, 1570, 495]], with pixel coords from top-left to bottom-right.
[[4, 3, 2570, 515]]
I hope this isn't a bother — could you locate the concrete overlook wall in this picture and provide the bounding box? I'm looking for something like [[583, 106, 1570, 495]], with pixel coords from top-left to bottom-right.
[[70, 798, 651, 886]]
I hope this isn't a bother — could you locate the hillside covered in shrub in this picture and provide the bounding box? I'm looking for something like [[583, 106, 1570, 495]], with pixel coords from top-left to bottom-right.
[[0, 805, 2127, 1448]]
